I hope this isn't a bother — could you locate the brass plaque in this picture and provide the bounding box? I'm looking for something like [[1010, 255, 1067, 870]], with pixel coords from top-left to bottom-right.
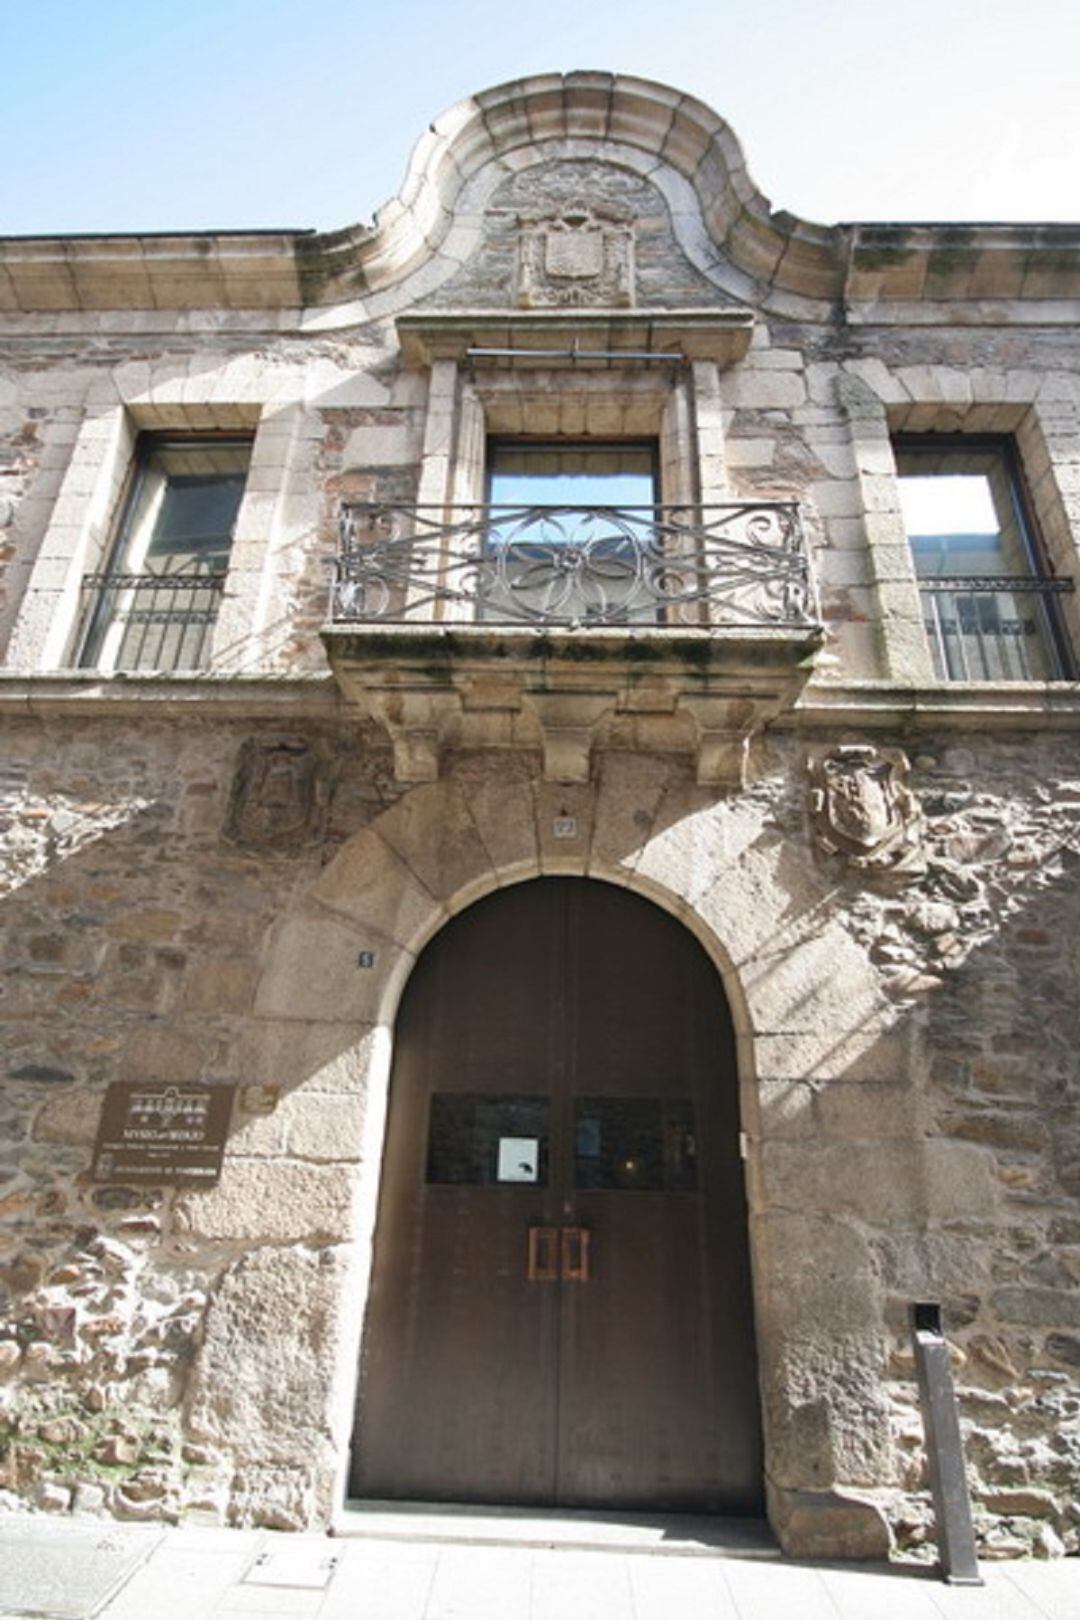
[[91, 1082, 234, 1187]]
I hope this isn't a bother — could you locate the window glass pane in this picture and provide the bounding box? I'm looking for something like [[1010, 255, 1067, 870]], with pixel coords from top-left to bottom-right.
[[121, 441, 250, 572], [895, 444, 1025, 578], [573, 1098, 697, 1192], [489, 443, 656, 507], [895, 440, 1067, 681], [483, 442, 659, 626], [426, 1094, 549, 1186]]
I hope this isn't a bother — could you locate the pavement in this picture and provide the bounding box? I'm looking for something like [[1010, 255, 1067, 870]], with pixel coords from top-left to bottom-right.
[[0, 1506, 1078, 1620]]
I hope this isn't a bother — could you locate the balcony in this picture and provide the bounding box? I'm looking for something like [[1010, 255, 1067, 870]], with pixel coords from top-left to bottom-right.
[[322, 501, 823, 787]]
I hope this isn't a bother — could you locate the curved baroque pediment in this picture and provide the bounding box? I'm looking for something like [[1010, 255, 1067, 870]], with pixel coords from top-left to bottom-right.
[[299, 73, 844, 315]]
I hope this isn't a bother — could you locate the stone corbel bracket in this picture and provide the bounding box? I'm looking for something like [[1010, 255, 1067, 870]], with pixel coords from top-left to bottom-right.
[[322, 624, 822, 788]]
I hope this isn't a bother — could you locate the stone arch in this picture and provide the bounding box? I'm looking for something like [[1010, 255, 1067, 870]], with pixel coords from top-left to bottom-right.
[[253, 758, 893, 1151], [245, 760, 898, 1553]]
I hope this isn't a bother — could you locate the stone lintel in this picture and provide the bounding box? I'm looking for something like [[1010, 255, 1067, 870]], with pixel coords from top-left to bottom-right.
[[322, 623, 817, 784], [396, 308, 755, 368]]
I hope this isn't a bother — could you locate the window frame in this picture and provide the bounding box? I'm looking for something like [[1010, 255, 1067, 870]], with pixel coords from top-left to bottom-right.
[[893, 431, 1076, 682], [76, 431, 253, 674]]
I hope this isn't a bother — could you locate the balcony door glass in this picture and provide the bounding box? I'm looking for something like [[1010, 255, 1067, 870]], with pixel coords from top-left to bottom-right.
[[484, 441, 658, 625]]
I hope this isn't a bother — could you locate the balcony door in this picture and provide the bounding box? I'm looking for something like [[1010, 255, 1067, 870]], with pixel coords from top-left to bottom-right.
[[350, 878, 763, 1513]]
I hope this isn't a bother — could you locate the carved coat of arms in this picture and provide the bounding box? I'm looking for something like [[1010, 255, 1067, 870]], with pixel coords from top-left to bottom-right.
[[517, 200, 634, 307], [225, 736, 326, 853], [809, 745, 925, 876]]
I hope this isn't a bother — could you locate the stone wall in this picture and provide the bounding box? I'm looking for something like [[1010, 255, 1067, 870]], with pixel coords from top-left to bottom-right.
[[0, 712, 400, 1525], [0, 716, 1076, 1553]]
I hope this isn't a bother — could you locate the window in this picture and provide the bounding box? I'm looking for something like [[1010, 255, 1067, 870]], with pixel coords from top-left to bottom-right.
[[895, 436, 1074, 681], [483, 439, 660, 625], [78, 435, 251, 672]]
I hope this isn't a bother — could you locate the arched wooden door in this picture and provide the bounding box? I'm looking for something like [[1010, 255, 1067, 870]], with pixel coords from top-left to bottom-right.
[[350, 878, 763, 1513]]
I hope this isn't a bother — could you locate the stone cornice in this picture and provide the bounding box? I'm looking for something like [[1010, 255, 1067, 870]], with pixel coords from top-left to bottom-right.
[[789, 680, 1080, 731], [3, 74, 1078, 319], [0, 671, 342, 719], [0, 231, 306, 317], [1, 671, 1077, 737]]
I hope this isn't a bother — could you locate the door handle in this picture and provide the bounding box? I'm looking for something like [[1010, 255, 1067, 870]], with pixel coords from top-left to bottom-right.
[[527, 1225, 559, 1281], [561, 1226, 591, 1282]]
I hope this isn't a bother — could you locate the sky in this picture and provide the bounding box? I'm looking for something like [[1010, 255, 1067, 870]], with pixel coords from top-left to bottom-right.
[[3, 0, 1080, 238]]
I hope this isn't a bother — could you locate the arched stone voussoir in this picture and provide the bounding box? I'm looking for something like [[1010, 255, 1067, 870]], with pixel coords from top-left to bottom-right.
[[372, 778, 500, 907], [443, 753, 541, 880], [254, 904, 418, 1026], [309, 824, 445, 950]]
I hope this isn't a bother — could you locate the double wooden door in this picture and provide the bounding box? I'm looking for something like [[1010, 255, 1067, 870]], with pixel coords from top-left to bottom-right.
[[350, 879, 762, 1512]]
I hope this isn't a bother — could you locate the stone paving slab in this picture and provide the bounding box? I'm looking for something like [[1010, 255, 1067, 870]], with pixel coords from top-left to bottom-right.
[[0, 1520, 163, 1618], [0, 1516, 1078, 1620]]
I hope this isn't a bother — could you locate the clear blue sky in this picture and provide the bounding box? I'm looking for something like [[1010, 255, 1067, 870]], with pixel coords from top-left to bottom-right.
[[3, 0, 1079, 237]]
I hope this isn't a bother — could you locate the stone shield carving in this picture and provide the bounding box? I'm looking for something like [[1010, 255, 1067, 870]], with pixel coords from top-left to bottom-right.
[[225, 736, 325, 853], [809, 745, 925, 875], [517, 200, 634, 307]]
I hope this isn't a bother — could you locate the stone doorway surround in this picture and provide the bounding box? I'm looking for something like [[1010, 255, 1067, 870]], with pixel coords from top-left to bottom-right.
[[183, 748, 921, 1560]]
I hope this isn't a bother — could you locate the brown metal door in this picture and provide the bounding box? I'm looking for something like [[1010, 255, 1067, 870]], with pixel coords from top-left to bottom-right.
[[350, 879, 762, 1512]]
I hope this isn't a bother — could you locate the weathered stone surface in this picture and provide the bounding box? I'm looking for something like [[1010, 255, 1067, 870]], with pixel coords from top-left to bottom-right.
[[229, 1091, 364, 1162], [183, 960, 259, 1015], [187, 1247, 348, 1469], [767, 1484, 893, 1561], [308, 827, 441, 949], [446, 754, 539, 880], [31, 1087, 103, 1144], [374, 779, 497, 904], [231, 1020, 378, 1096], [253, 908, 407, 1024], [174, 1160, 355, 1243]]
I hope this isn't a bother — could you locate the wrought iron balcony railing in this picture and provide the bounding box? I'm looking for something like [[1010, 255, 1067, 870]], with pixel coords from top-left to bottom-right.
[[331, 502, 818, 632], [919, 575, 1075, 681]]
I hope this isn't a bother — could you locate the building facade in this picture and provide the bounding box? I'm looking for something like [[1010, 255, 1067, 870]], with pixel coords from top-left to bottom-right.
[[1, 74, 1078, 1559]]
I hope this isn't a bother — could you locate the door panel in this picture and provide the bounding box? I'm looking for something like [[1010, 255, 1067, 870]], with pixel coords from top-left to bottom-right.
[[350, 878, 762, 1512]]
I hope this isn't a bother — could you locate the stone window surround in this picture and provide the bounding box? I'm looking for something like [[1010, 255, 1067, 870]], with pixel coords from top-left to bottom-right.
[[410, 364, 732, 533], [2, 399, 287, 674], [397, 309, 756, 522], [837, 377, 1080, 685]]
